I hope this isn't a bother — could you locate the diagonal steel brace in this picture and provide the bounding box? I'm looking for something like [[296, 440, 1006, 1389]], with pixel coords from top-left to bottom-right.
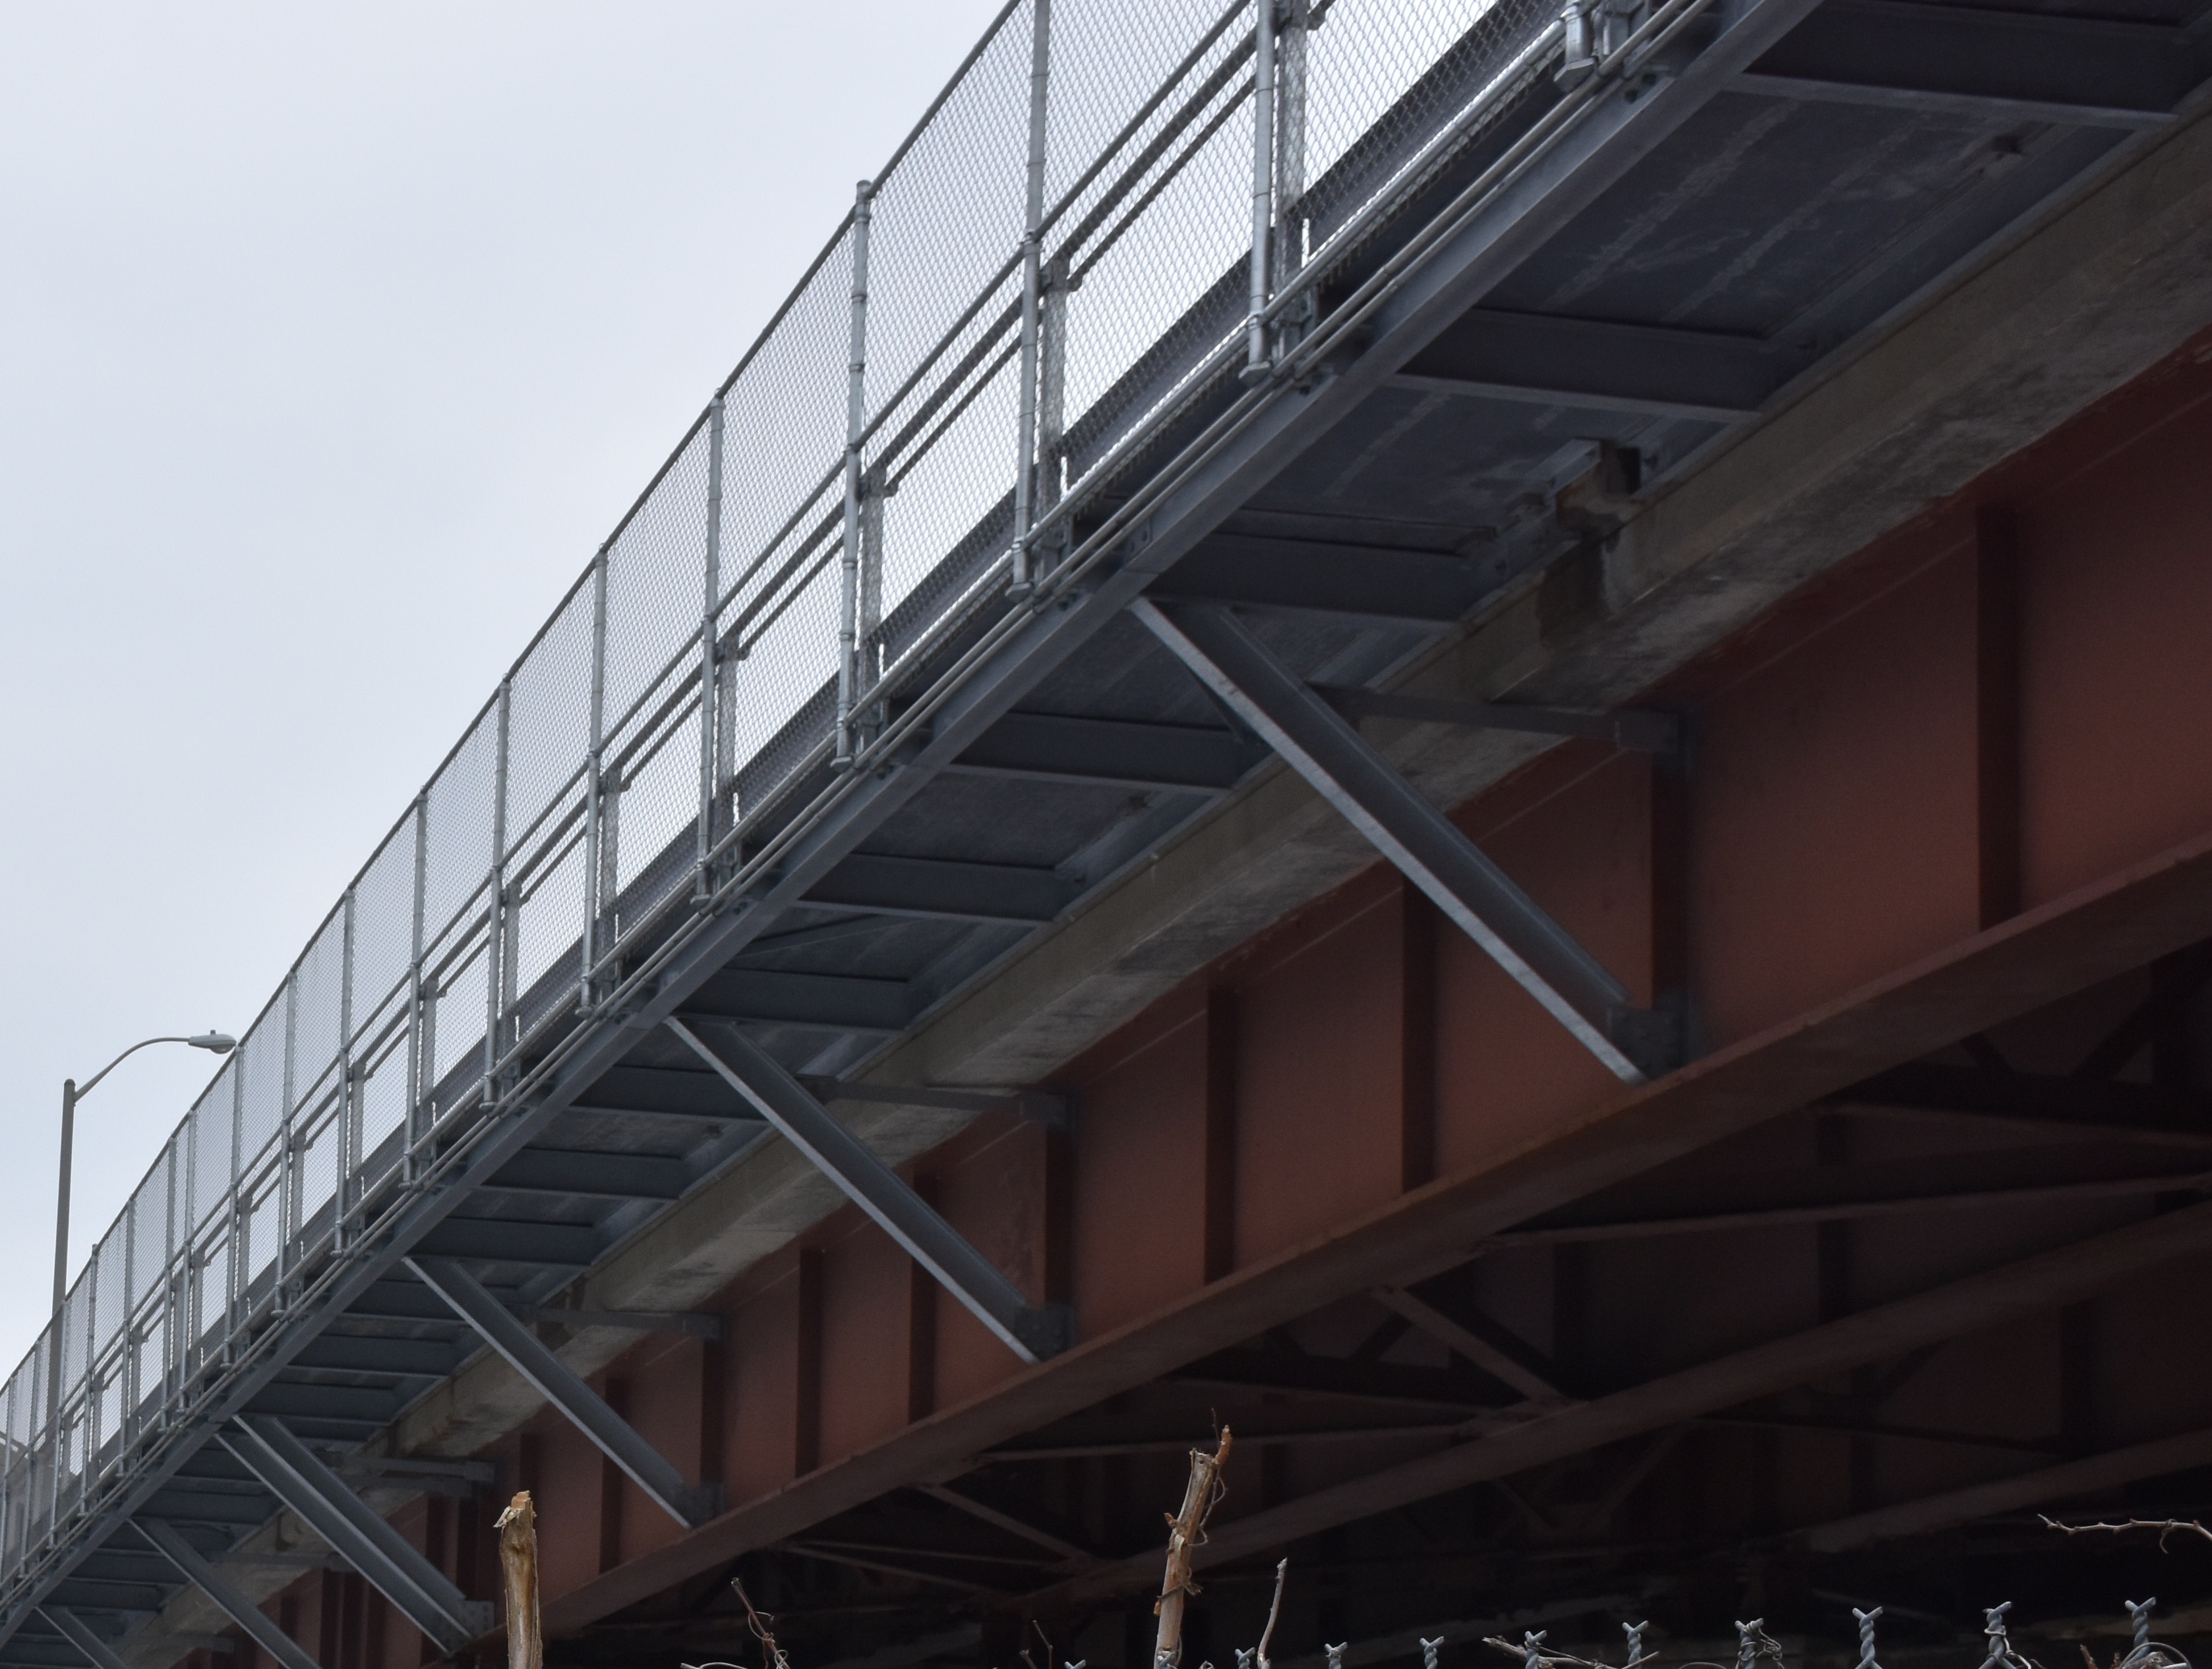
[[666, 1016, 1073, 1362], [407, 1256, 721, 1528], [1133, 597, 1673, 1081], [220, 1415, 493, 1654], [135, 1517, 322, 1669]]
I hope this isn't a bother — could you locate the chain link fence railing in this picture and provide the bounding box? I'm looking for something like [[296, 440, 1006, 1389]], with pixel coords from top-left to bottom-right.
[[0, 0, 1588, 1596]]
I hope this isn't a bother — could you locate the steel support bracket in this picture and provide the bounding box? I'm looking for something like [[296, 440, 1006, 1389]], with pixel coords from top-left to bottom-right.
[[135, 1517, 322, 1669], [668, 1016, 1074, 1362], [38, 1608, 132, 1669], [405, 1256, 723, 1528], [219, 1415, 494, 1653], [1135, 597, 1675, 1082]]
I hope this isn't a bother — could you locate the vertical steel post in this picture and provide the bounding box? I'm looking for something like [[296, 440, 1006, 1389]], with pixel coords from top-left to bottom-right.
[[337, 885, 358, 1246], [279, 970, 299, 1287], [160, 1134, 179, 1418], [836, 182, 874, 767], [485, 678, 512, 1094], [860, 465, 885, 682], [581, 546, 611, 1002], [224, 1045, 245, 1358], [1038, 252, 1069, 527], [1241, 0, 1278, 384], [51, 1081, 76, 1322], [1274, 0, 1309, 300], [404, 795, 430, 1178], [696, 398, 727, 898], [1009, 0, 1054, 597]]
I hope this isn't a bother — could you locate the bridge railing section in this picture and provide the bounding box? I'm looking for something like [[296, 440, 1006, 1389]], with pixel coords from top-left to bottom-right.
[[0, 0, 1561, 1586]]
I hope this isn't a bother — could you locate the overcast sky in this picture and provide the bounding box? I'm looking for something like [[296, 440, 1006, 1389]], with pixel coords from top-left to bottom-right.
[[0, 1, 1006, 1378]]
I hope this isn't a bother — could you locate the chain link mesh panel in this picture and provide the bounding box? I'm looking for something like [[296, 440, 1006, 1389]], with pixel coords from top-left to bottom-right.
[[125, 1144, 174, 1311], [349, 809, 420, 1043], [291, 905, 347, 1119], [423, 699, 500, 961]]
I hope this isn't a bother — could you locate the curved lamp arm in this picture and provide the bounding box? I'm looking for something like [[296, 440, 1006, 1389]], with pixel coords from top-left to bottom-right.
[[75, 1032, 234, 1099]]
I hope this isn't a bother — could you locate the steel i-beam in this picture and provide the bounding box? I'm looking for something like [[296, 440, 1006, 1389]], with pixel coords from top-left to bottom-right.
[[405, 1257, 721, 1528], [36, 1608, 131, 1669], [1132, 597, 1665, 1080], [219, 1416, 493, 1654], [665, 1016, 1074, 1362], [134, 1517, 321, 1669]]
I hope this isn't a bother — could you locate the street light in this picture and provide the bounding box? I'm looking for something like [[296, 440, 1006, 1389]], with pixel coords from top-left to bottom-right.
[[53, 1032, 235, 1316]]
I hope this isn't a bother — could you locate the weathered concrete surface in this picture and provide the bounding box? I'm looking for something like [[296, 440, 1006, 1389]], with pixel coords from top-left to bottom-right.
[[117, 87, 2212, 1666]]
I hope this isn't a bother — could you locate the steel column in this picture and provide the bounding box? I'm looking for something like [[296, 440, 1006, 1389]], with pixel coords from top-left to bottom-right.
[[135, 1517, 321, 1669], [664, 1017, 1072, 1363], [1132, 597, 1655, 1081], [404, 1257, 719, 1528], [218, 1415, 492, 1653]]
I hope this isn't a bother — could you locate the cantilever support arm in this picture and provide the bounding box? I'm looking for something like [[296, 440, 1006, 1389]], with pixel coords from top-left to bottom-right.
[[405, 1256, 721, 1529], [1133, 597, 1667, 1082], [135, 1517, 322, 1669], [220, 1416, 493, 1654], [666, 1016, 1073, 1362]]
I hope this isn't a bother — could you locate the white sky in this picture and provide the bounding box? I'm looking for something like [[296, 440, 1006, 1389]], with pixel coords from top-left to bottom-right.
[[0, 1, 1007, 1377]]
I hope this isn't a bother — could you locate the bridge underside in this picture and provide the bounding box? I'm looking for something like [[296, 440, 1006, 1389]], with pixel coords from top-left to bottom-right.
[[22, 3, 2212, 1669]]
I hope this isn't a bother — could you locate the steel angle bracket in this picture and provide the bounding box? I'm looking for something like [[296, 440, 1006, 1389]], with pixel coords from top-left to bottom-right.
[[406, 1256, 722, 1529], [1133, 597, 1676, 1082], [219, 1415, 493, 1654], [666, 1016, 1073, 1362]]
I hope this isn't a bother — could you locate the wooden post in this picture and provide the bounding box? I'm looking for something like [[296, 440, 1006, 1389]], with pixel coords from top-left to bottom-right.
[[1153, 1429, 1232, 1669], [495, 1491, 540, 1669]]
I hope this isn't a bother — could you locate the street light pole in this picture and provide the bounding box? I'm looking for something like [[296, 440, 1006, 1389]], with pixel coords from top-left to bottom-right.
[[51, 1033, 235, 1316], [51, 1077, 78, 1318]]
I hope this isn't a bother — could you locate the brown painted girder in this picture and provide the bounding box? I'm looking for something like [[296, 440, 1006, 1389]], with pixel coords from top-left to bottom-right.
[[539, 823, 2212, 1636]]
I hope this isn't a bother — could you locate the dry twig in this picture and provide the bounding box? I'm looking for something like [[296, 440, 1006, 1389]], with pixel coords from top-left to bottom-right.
[[494, 1491, 541, 1669], [1154, 1427, 1234, 1669], [731, 1577, 795, 1669], [1257, 1559, 1288, 1669], [2041, 1515, 2212, 1552]]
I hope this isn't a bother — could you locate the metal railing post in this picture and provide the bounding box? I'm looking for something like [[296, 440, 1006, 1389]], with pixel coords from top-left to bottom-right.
[[1038, 252, 1069, 529], [403, 795, 430, 1178], [1241, 0, 1278, 384], [1009, 0, 1054, 599], [225, 1045, 245, 1355], [336, 885, 358, 1246], [580, 545, 611, 1004], [1274, 0, 1309, 307], [485, 678, 512, 1095], [836, 181, 876, 767], [696, 397, 727, 900], [279, 969, 299, 1289]]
